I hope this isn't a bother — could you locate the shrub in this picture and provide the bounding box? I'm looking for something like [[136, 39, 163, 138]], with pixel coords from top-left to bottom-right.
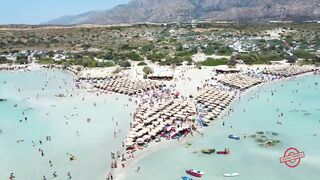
[[112, 67, 122, 74], [127, 51, 143, 61], [16, 55, 28, 64], [142, 66, 154, 75], [201, 58, 228, 66], [38, 58, 56, 64], [137, 61, 147, 66], [0, 56, 11, 64], [119, 60, 131, 69], [293, 50, 316, 60]]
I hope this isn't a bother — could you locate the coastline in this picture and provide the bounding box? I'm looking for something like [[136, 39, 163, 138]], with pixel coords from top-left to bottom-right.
[[1, 63, 319, 180], [111, 68, 318, 180]]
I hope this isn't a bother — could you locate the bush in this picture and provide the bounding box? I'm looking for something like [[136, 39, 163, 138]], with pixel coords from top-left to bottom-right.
[[16, 55, 28, 64], [0, 56, 11, 64], [112, 67, 122, 74], [142, 66, 154, 75], [99, 61, 116, 67], [293, 50, 316, 60], [175, 51, 193, 57], [201, 58, 228, 66], [38, 58, 56, 64], [127, 51, 143, 61], [217, 47, 233, 56], [137, 61, 147, 66], [119, 60, 131, 69], [204, 46, 215, 55]]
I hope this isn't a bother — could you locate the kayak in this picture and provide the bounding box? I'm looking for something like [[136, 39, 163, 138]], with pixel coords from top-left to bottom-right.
[[186, 169, 205, 177], [217, 151, 229, 154], [223, 173, 240, 177], [228, 134, 240, 140], [182, 176, 194, 180]]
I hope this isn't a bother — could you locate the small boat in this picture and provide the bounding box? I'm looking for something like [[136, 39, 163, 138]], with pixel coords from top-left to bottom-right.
[[228, 134, 240, 140], [186, 169, 204, 177], [182, 176, 194, 180], [217, 149, 230, 155], [217, 151, 228, 154], [201, 148, 215, 154], [223, 173, 240, 177]]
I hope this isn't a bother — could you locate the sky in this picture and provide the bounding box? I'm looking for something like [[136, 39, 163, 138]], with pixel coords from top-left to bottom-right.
[[0, 0, 129, 24]]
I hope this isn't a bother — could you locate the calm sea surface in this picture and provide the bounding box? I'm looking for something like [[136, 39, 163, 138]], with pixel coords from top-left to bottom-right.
[[0, 69, 135, 179]]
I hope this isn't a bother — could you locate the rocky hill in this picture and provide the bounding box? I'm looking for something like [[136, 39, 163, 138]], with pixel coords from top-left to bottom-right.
[[45, 0, 320, 25]]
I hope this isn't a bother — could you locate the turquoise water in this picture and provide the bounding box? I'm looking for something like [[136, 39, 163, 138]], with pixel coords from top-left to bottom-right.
[[122, 75, 320, 180], [0, 70, 135, 179]]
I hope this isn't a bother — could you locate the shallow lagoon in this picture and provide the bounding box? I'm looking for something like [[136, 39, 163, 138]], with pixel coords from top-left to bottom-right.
[[122, 74, 320, 180], [0, 70, 135, 179]]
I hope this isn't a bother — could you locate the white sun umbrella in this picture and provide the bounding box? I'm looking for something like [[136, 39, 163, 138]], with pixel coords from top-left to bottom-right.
[[136, 138, 144, 144], [136, 114, 143, 119], [165, 119, 172, 124], [212, 110, 220, 115], [152, 121, 160, 125], [136, 130, 144, 137], [173, 114, 180, 118], [149, 130, 157, 136], [142, 134, 151, 140], [128, 133, 136, 139], [140, 128, 148, 134], [135, 124, 144, 130], [125, 141, 135, 147], [157, 118, 164, 122], [144, 118, 152, 124], [177, 111, 184, 115], [147, 124, 154, 129], [132, 121, 139, 126], [156, 126, 164, 132]]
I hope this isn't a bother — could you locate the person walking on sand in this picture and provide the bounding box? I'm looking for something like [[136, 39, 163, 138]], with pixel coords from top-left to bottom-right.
[[136, 166, 141, 172]]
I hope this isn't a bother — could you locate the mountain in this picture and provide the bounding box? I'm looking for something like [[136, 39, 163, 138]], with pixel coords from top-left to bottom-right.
[[45, 0, 320, 25]]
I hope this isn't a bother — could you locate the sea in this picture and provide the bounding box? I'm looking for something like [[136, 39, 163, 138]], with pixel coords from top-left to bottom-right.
[[121, 74, 320, 180], [0, 69, 135, 179]]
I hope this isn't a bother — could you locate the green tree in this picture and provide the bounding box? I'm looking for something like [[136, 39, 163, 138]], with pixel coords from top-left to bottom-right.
[[127, 51, 143, 61], [16, 55, 28, 64], [119, 60, 131, 69], [0, 56, 9, 64]]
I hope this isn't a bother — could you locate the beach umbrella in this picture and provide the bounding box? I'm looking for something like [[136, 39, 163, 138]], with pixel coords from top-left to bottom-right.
[[147, 124, 154, 129], [136, 131, 144, 137], [136, 138, 144, 144], [128, 134, 136, 139], [125, 141, 135, 147], [149, 130, 157, 136], [142, 134, 151, 140]]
